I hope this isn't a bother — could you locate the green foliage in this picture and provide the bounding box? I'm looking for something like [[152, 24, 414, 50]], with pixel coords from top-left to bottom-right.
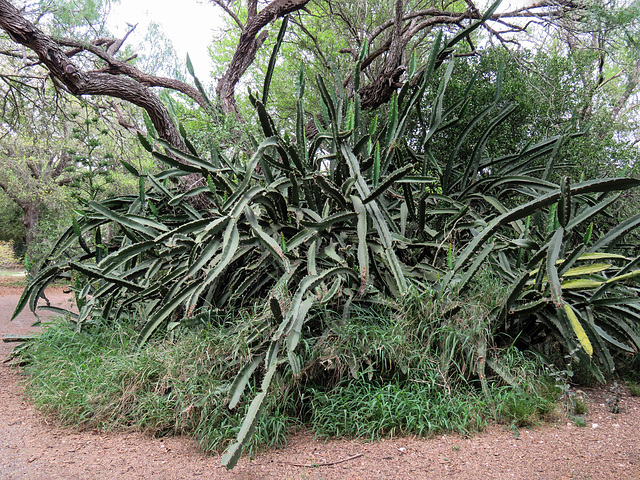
[[20, 307, 558, 454], [492, 387, 556, 428], [66, 102, 118, 201], [309, 379, 486, 440], [18, 28, 640, 468], [25, 0, 115, 39], [0, 194, 25, 247], [19, 318, 293, 456]]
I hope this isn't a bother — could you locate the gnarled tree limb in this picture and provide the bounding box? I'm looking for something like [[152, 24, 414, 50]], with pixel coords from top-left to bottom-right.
[[215, 0, 312, 116], [0, 0, 188, 152]]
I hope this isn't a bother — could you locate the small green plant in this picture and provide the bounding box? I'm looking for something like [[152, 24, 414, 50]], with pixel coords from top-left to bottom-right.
[[493, 388, 555, 428], [572, 416, 587, 427], [627, 381, 640, 397], [574, 397, 588, 415], [606, 382, 623, 413]]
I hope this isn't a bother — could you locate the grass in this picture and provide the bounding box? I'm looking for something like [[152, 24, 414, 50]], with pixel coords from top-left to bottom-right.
[[0, 268, 28, 287], [19, 318, 294, 456], [627, 381, 640, 397], [17, 299, 562, 456], [308, 379, 487, 440]]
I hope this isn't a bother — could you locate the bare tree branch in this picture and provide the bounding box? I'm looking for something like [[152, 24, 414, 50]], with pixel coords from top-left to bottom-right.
[[211, 0, 244, 29], [55, 36, 209, 109]]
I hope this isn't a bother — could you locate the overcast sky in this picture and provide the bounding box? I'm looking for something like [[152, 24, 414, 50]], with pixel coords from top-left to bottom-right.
[[107, 0, 222, 80]]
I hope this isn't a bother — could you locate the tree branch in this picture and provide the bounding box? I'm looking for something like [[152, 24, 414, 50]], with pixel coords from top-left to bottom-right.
[[211, 0, 244, 29], [55, 36, 209, 110], [0, 0, 187, 153], [215, 0, 311, 116]]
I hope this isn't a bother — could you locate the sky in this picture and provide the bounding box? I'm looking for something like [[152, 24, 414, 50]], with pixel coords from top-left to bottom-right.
[[107, 0, 223, 81]]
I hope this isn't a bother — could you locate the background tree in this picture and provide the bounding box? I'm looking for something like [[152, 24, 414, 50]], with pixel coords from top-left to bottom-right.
[[0, 0, 589, 149], [0, 81, 154, 268]]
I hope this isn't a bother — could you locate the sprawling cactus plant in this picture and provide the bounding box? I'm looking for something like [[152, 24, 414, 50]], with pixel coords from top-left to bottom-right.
[[16, 9, 640, 469]]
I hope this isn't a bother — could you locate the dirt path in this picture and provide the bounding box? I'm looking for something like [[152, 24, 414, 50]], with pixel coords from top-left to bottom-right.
[[1, 285, 639, 479]]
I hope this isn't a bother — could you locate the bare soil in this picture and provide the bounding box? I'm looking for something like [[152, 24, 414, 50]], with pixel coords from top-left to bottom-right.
[[1, 284, 639, 480]]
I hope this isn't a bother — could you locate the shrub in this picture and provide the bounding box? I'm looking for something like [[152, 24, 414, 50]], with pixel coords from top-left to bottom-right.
[[0, 240, 21, 268]]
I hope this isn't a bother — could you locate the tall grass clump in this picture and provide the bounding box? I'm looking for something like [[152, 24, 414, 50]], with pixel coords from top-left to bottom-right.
[[19, 317, 295, 456]]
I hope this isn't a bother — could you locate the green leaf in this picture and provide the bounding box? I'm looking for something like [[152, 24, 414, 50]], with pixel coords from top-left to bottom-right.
[[314, 174, 347, 209], [223, 137, 278, 212], [98, 240, 156, 274], [152, 146, 211, 175], [587, 211, 640, 252], [222, 357, 279, 470], [69, 262, 144, 292], [120, 160, 140, 177], [604, 269, 640, 284], [300, 211, 357, 230], [563, 263, 612, 277], [89, 202, 167, 236], [263, 16, 289, 105], [441, 0, 502, 53], [385, 93, 398, 149], [561, 279, 603, 289], [186, 53, 195, 77], [286, 296, 315, 353], [245, 207, 290, 272], [137, 132, 153, 153], [373, 142, 381, 187], [11, 265, 61, 320], [558, 177, 571, 228], [547, 228, 564, 304], [228, 354, 265, 410], [455, 243, 494, 293], [352, 195, 370, 294], [363, 164, 414, 204]]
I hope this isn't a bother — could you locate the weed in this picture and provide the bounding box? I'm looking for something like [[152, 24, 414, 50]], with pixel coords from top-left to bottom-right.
[[573, 398, 588, 415], [492, 388, 555, 427], [571, 416, 587, 427], [606, 382, 623, 414], [627, 381, 640, 397]]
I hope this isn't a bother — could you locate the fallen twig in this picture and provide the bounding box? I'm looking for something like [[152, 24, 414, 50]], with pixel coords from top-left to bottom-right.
[[280, 453, 363, 468]]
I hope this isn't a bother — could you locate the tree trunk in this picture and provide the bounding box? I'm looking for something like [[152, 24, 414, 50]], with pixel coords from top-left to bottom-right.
[[22, 202, 40, 247], [215, 0, 312, 116]]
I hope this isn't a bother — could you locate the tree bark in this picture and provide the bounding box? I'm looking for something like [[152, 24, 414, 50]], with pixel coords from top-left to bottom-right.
[[215, 0, 312, 116], [22, 202, 39, 247]]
